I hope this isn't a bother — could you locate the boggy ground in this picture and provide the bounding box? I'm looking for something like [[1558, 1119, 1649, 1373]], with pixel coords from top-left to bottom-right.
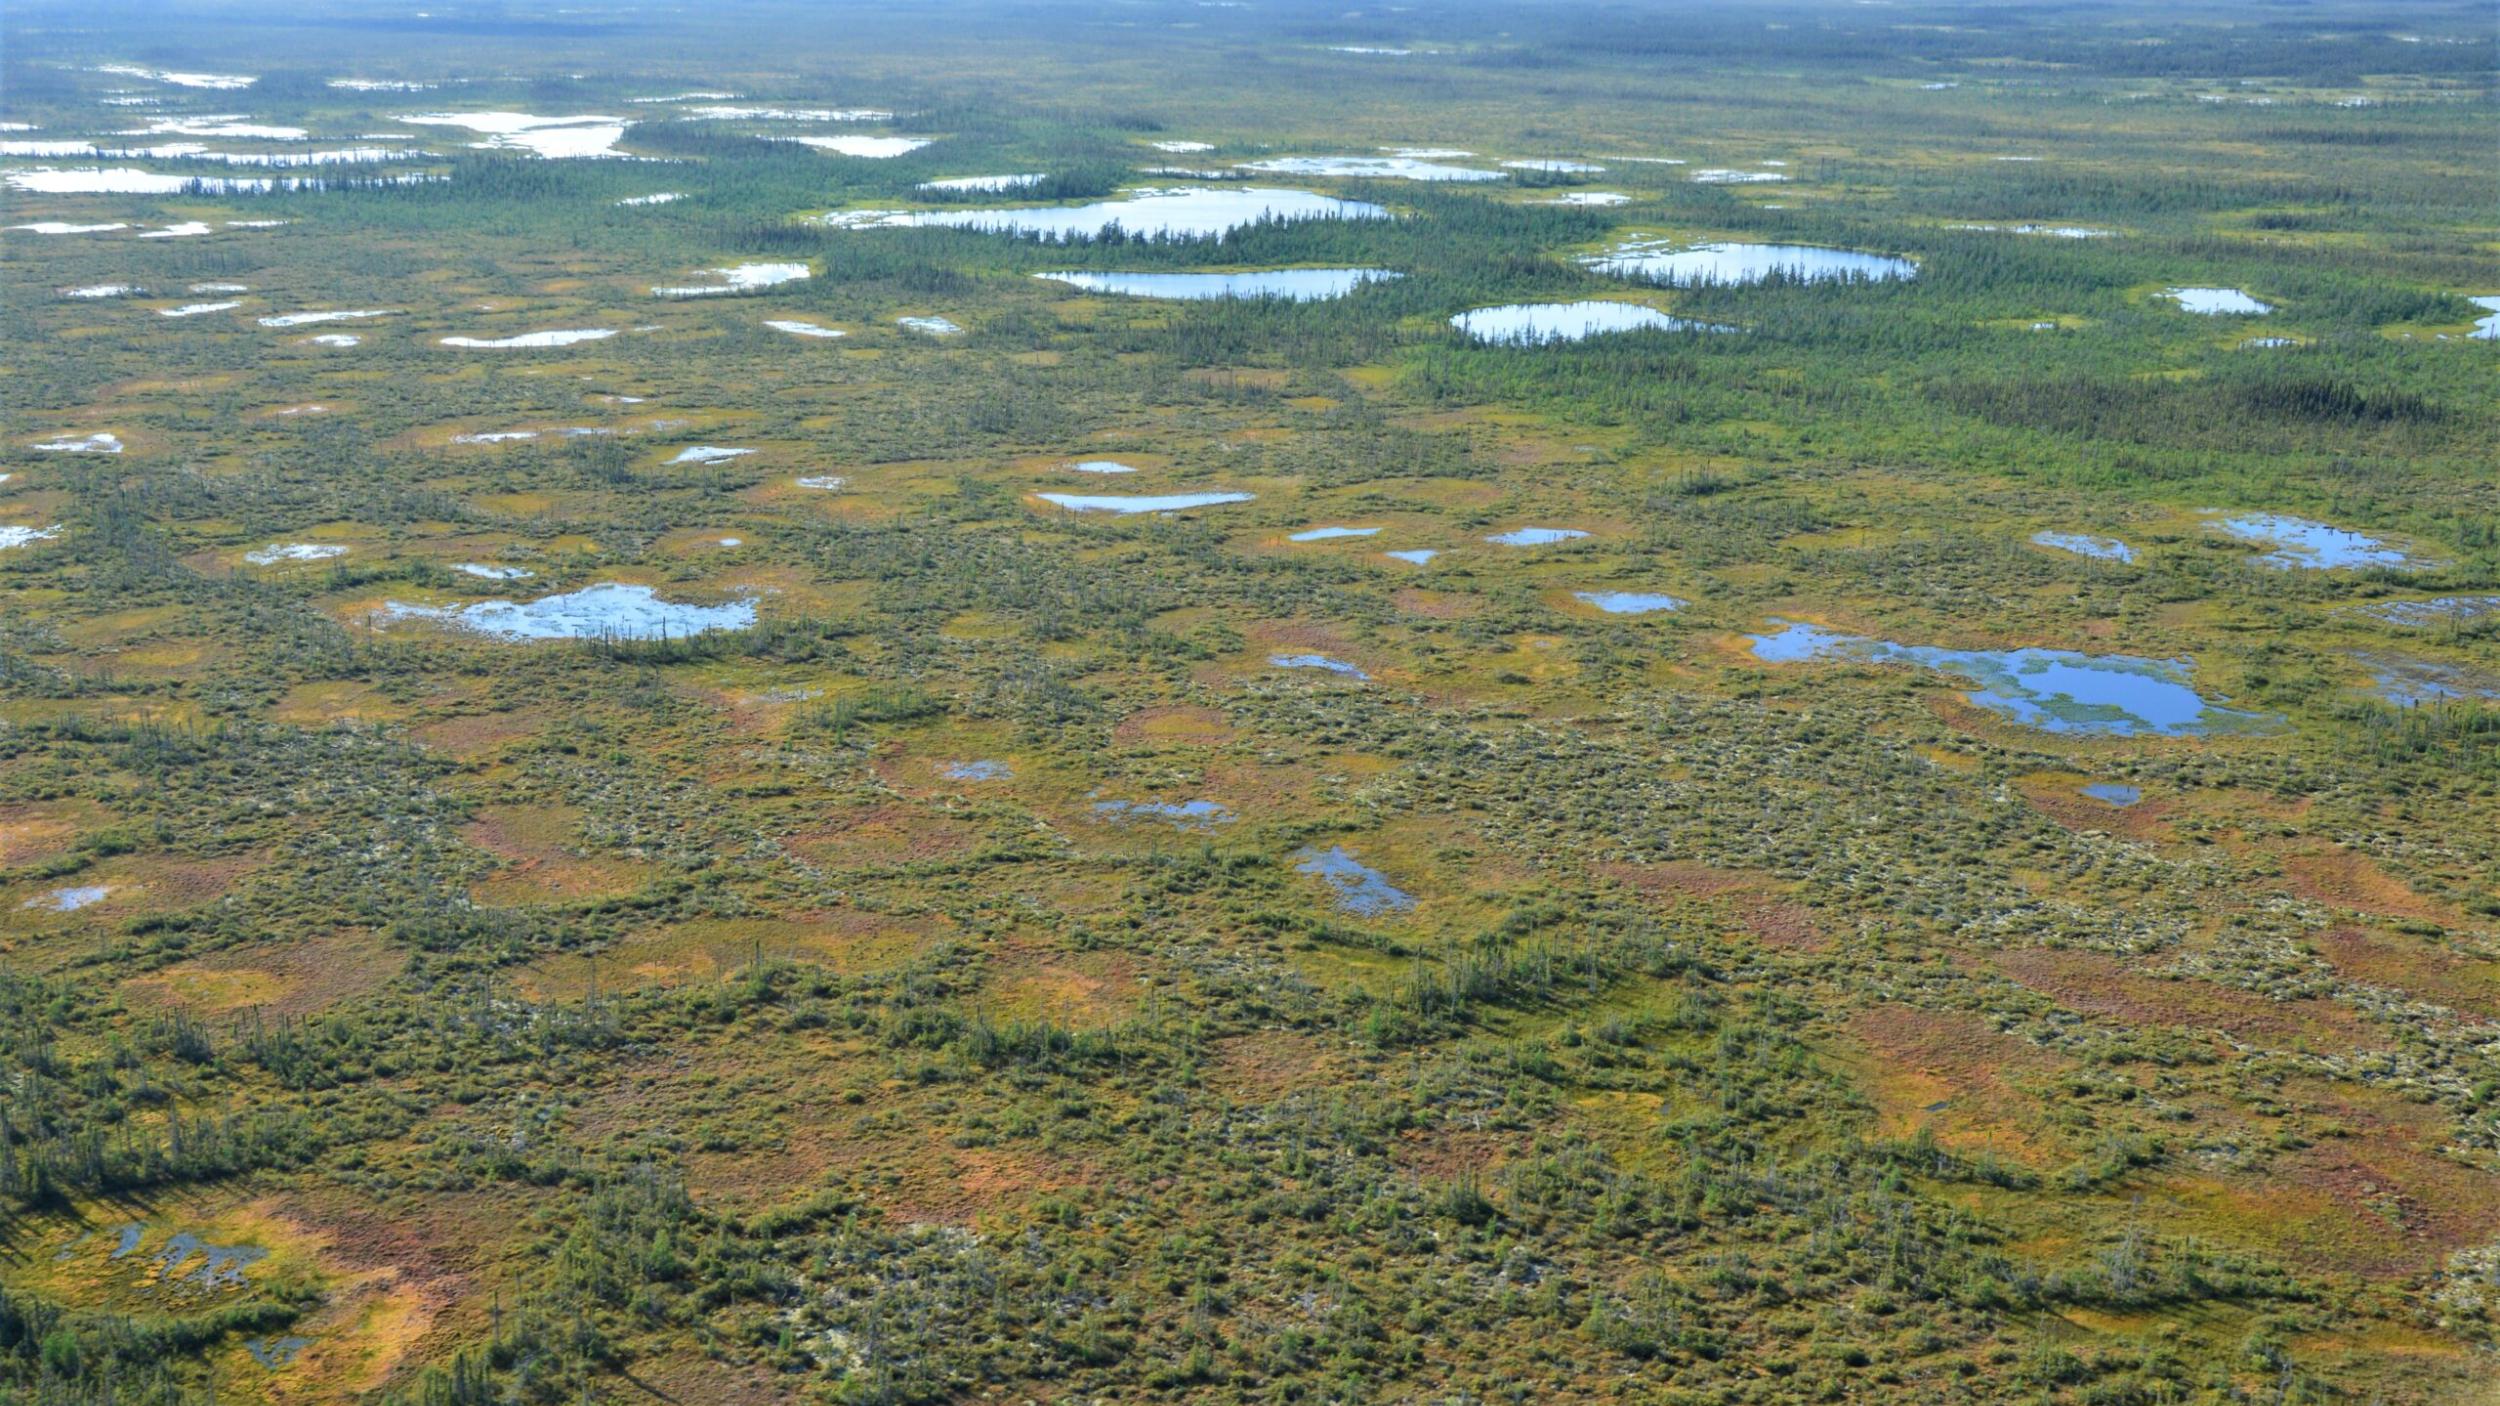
[[1, 0, 2496, 1402]]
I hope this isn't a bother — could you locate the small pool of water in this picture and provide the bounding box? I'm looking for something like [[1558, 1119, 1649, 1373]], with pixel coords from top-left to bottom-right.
[[0, 526, 62, 550], [1093, 799, 1235, 828], [1295, 846, 1415, 916], [24, 885, 108, 912], [1385, 549, 1439, 564], [918, 173, 1044, 192], [1747, 619, 2272, 736], [1235, 155, 1497, 182], [1486, 527, 1590, 546], [2031, 531, 2136, 562], [831, 186, 1386, 240], [941, 760, 1009, 781], [2080, 783, 2141, 807], [1037, 268, 1397, 300], [246, 543, 346, 565], [441, 329, 616, 348], [31, 432, 120, 454], [247, 1337, 313, 1370], [765, 319, 844, 338], [653, 262, 811, 297], [1587, 239, 1917, 285], [2366, 596, 2500, 628], [1271, 653, 1369, 679], [2469, 295, 2499, 340], [2214, 514, 2419, 570], [2353, 653, 2500, 707], [382, 583, 757, 641], [1290, 526, 1381, 542], [2166, 287, 2271, 315], [1038, 491, 1252, 514], [898, 315, 962, 336], [1575, 590, 1685, 614], [671, 446, 754, 465], [1452, 301, 1733, 344], [1069, 460, 1137, 475], [457, 564, 533, 579]]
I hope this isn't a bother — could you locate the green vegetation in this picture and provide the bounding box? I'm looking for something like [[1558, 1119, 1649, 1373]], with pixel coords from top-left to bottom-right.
[[1, 0, 2495, 1402]]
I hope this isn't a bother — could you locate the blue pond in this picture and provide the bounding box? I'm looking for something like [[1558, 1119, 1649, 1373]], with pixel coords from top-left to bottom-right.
[[383, 584, 757, 641], [1037, 268, 1398, 301], [1585, 240, 1917, 286], [2365, 596, 2500, 628], [1486, 527, 1589, 547], [24, 885, 108, 911], [941, 760, 1010, 781], [2080, 783, 2142, 807], [2353, 653, 2500, 707], [1746, 620, 2271, 736], [2215, 514, 2419, 571], [1384, 549, 1439, 564], [1093, 799, 1235, 828], [1575, 590, 1685, 615], [1290, 526, 1382, 542], [1271, 653, 1369, 679], [2031, 531, 2136, 563], [1451, 301, 1735, 344], [248, 1337, 313, 1369], [1295, 845, 1416, 916]]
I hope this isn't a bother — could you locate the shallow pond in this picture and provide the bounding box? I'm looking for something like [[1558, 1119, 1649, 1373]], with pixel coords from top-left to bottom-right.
[[1575, 590, 1684, 614], [1587, 239, 1916, 285], [1748, 620, 2270, 736], [1452, 301, 1733, 344], [1236, 155, 1497, 181], [2214, 514, 2418, 570], [1486, 527, 1589, 546], [441, 329, 616, 348], [382, 583, 756, 641], [1038, 491, 1252, 514], [24, 885, 108, 911], [1295, 846, 1415, 916], [918, 173, 1043, 192], [671, 446, 754, 465], [247, 1337, 312, 1370], [245, 543, 345, 565], [2471, 295, 2500, 341], [765, 319, 845, 338], [1385, 549, 1439, 564], [399, 110, 627, 158], [898, 315, 962, 335], [2166, 287, 2271, 315], [457, 564, 533, 579], [651, 261, 809, 297], [1037, 268, 1396, 300], [2353, 653, 2500, 706], [830, 186, 1384, 240], [2081, 783, 2142, 807], [2366, 596, 2500, 628], [2031, 531, 2135, 562], [1068, 460, 1137, 475], [1271, 653, 1369, 679], [260, 309, 398, 328], [0, 526, 61, 550], [941, 760, 1009, 781], [155, 1232, 268, 1289], [793, 135, 932, 158], [31, 432, 120, 453], [1290, 526, 1381, 542], [1093, 799, 1234, 828]]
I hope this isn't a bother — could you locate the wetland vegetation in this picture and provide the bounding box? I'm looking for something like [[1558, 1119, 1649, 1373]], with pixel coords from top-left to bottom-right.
[[2, 0, 2496, 1402]]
